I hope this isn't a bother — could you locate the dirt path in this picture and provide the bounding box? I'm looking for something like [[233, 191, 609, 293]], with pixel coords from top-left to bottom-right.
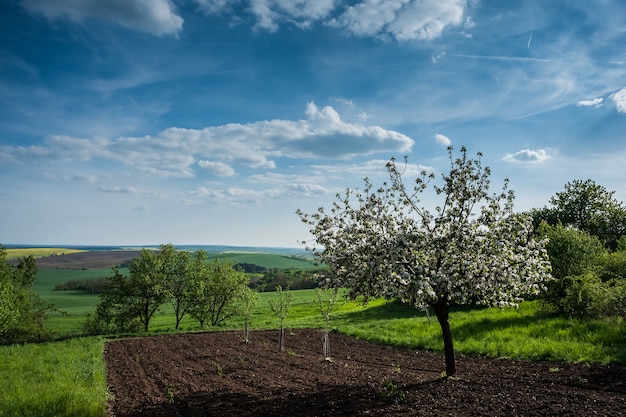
[[104, 329, 625, 416]]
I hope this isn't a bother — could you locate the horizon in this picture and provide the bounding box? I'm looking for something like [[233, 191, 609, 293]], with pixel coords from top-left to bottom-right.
[[1, 1, 625, 247]]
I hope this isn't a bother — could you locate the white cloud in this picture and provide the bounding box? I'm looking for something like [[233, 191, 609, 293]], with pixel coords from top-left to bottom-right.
[[434, 133, 451, 146], [2, 103, 412, 178], [431, 51, 446, 63], [42, 172, 98, 183], [333, 0, 467, 41], [20, 0, 183, 36], [576, 98, 603, 108], [198, 160, 236, 177], [99, 185, 138, 194], [502, 149, 551, 163], [193, 0, 241, 15], [610, 87, 626, 113], [311, 159, 432, 180], [196, 0, 336, 30], [195, 0, 467, 41]]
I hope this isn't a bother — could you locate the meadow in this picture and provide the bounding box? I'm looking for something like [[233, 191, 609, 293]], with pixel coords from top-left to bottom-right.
[[1, 252, 625, 417]]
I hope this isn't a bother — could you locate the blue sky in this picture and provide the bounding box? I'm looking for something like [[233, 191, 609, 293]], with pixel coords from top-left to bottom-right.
[[1, 0, 625, 248]]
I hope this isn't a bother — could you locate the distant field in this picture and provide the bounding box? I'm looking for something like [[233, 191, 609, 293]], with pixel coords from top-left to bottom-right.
[[24, 249, 316, 270], [4, 247, 86, 260], [208, 251, 316, 269], [34, 251, 141, 269]]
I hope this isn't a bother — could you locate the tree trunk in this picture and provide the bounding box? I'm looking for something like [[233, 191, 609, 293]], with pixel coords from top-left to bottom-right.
[[433, 300, 456, 377], [323, 314, 330, 359], [279, 319, 285, 352]]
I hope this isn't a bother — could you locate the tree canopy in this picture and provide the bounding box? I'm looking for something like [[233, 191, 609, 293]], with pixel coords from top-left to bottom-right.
[[531, 179, 626, 251], [0, 247, 52, 343], [298, 147, 552, 376]]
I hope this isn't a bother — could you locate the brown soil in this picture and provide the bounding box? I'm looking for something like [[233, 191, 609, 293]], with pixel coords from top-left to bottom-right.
[[34, 251, 141, 269], [104, 329, 626, 417]]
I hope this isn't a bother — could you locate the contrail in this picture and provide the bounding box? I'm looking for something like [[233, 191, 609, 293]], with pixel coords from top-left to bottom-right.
[[527, 30, 533, 48]]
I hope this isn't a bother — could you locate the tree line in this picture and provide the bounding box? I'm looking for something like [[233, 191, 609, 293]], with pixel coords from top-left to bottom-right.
[[84, 245, 257, 334]]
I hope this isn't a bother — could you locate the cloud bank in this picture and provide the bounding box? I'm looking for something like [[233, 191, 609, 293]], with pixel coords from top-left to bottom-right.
[[208, 0, 470, 41], [1, 103, 413, 178]]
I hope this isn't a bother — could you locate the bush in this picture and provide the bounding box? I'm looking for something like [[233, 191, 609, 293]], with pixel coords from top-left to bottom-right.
[[562, 273, 602, 316], [536, 224, 606, 311], [589, 279, 626, 318], [560, 272, 626, 318]]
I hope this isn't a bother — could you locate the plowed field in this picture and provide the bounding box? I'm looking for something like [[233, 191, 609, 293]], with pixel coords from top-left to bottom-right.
[[104, 329, 625, 416]]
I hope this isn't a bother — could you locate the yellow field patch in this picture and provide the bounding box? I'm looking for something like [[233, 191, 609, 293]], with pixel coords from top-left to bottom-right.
[[4, 248, 87, 260]]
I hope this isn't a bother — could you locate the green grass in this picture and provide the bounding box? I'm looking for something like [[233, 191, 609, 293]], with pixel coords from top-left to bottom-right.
[[35, 269, 118, 336], [0, 337, 107, 417], [4, 275, 625, 417], [207, 252, 316, 269]]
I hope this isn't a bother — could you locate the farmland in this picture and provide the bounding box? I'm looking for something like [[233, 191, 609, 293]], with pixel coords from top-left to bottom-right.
[[1, 248, 625, 416]]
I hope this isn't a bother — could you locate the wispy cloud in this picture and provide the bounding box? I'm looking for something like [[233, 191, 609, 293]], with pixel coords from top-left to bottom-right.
[[610, 87, 626, 113], [502, 149, 551, 163], [456, 54, 550, 63], [20, 0, 184, 36]]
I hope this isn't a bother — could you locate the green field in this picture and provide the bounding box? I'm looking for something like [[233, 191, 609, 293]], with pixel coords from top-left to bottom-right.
[[2, 258, 626, 417], [206, 251, 316, 269]]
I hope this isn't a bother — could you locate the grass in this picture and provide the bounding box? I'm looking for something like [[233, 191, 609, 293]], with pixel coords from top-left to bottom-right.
[[206, 252, 317, 269], [3, 275, 625, 417], [0, 337, 107, 417]]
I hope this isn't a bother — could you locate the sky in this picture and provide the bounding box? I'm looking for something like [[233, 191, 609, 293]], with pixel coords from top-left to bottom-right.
[[1, 0, 625, 248]]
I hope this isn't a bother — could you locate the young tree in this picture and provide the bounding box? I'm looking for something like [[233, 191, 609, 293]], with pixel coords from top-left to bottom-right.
[[187, 257, 249, 327], [269, 285, 294, 352], [316, 287, 339, 360], [240, 287, 259, 343], [297, 147, 552, 377]]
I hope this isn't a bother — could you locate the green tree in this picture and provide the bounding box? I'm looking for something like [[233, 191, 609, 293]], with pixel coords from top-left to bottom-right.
[[187, 257, 249, 327], [598, 250, 626, 281], [98, 245, 175, 332], [240, 287, 259, 343], [532, 179, 626, 250], [298, 147, 552, 377], [0, 247, 54, 342], [168, 249, 195, 330]]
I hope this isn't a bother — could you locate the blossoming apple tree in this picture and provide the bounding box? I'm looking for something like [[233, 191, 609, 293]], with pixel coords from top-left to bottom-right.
[[297, 147, 552, 377]]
